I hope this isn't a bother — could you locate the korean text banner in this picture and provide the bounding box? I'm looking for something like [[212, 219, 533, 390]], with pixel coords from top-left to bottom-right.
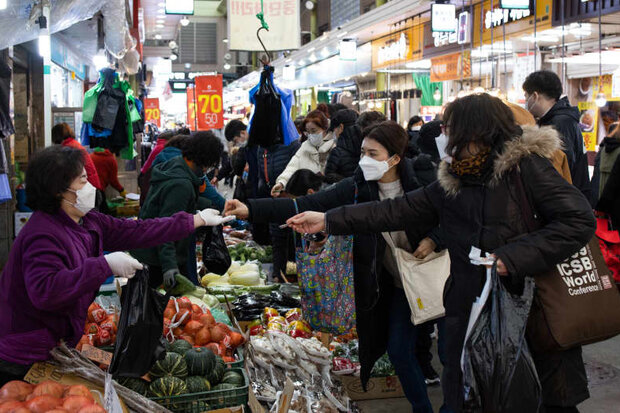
[[430, 51, 471, 82], [227, 0, 301, 51], [194, 75, 224, 130], [187, 86, 196, 131], [144, 98, 161, 128]]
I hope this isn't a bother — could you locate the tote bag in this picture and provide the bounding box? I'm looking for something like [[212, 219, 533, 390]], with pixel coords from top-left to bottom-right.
[[293, 199, 356, 335], [383, 233, 451, 325], [513, 171, 620, 352]]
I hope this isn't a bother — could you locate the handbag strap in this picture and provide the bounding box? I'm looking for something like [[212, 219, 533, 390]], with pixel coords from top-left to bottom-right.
[[511, 169, 540, 233]]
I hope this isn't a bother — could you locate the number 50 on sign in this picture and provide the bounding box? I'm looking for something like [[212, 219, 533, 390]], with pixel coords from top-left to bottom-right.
[[194, 75, 224, 130]]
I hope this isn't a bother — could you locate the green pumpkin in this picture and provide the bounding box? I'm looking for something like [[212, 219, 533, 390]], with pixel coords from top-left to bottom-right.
[[149, 376, 188, 397], [184, 347, 216, 376], [116, 377, 149, 396], [207, 357, 226, 385], [170, 339, 193, 356], [185, 376, 211, 393], [149, 352, 189, 379], [221, 371, 244, 387], [212, 383, 237, 391]]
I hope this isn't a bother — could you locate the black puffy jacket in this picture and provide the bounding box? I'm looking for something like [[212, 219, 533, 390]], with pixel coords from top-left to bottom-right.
[[324, 126, 595, 411], [246, 156, 441, 388], [324, 125, 363, 184], [246, 141, 301, 198], [538, 97, 591, 203]]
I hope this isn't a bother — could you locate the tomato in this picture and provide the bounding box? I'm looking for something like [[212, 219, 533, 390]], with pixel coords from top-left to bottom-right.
[[163, 308, 175, 320], [0, 381, 33, 402], [229, 332, 245, 348]]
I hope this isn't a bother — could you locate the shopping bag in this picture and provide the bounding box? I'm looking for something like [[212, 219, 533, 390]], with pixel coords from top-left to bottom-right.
[[596, 216, 620, 282], [462, 264, 541, 413], [109, 267, 170, 378], [513, 171, 620, 352], [248, 66, 283, 147], [202, 225, 232, 275], [383, 233, 450, 324], [296, 234, 356, 335]]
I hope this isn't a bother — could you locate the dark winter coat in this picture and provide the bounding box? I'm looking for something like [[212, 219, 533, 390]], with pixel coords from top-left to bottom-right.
[[538, 97, 591, 202], [246, 141, 301, 198], [324, 125, 363, 183], [324, 125, 595, 411], [406, 129, 421, 158], [246, 156, 441, 387], [595, 138, 620, 228]]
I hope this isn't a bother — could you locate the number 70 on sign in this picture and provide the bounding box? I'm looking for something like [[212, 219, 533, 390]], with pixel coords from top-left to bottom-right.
[[197, 94, 222, 114]]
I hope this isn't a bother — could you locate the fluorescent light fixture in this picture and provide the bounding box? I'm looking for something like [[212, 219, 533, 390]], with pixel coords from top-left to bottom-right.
[[321, 48, 330, 58], [309, 54, 317, 62], [500, 0, 529, 9], [223, 38, 229, 43], [297, 59, 305, 66], [337, 31, 349, 38], [406, 59, 432, 69], [548, 50, 620, 64], [157, 24, 164, 28], [308, 47, 315, 52], [184, 63, 191, 69], [165, 0, 194, 15], [169, 40, 177, 48], [223, 63, 232, 70], [38, 33, 51, 59], [285, 58, 292, 63], [170, 53, 178, 61]]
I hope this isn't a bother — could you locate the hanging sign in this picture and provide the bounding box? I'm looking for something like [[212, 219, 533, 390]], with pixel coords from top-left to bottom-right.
[[187, 86, 197, 131], [339, 38, 357, 61], [578, 101, 598, 151], [371, 27, 422, 70], [194, 75, 224, 130], [485, 7, 530, 29], [227, 0, 300, 51], [143, 98, 161, 127], [431, 3, 457, 32], [430, 51, 471, 82], [166, 0, 194, 15], [500, 0, 530, 9]]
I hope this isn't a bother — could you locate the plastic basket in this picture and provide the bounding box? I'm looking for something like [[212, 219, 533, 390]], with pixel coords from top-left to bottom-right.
[[149, 368, 248, 413]]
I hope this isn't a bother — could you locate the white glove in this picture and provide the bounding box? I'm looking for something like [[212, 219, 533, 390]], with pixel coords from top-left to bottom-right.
[[104, 252, 143, 278], [198, 208, 236, 226]]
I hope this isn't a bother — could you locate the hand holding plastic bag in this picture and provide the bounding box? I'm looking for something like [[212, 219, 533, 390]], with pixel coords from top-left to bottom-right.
[[461, 259, 541, 413], [201, 225, 232, 275]]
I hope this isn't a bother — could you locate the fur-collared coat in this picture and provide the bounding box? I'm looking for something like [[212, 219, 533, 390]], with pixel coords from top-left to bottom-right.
[[325, 125, 596, 411]]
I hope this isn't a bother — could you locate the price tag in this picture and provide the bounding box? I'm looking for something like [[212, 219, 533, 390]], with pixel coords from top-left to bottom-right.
[[104, 373, 123, 413]]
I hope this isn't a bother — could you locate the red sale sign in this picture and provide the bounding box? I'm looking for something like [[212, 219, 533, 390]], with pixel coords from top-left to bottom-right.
[[194, 75, 224, 130], [186, 86, 197, 131], [144, 98, 161, 127]]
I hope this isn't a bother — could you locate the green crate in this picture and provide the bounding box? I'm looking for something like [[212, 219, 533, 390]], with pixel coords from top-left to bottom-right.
[[226, 348, 244, 369], [149, 368, 248, 413]]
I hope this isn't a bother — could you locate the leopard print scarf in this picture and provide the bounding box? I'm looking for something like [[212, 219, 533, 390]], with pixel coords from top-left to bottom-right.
[[448, 147, 492, 177]]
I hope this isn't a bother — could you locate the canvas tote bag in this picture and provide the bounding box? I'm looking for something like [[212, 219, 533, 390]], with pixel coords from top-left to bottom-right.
[[513, 171, 620, 352], [383, 233, 451, 325]]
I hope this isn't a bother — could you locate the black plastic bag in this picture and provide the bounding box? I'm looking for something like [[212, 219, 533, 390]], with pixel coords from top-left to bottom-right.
[[109, 267, 170, 378], [462, 265, 541, 413], [202, 225, 231, 275], [92, 70, 125, 131], [248, 66, 282, 147]]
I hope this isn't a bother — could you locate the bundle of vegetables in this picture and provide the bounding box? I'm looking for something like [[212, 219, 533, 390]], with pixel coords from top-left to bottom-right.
[[201, 261, 263, 288], [227, 243, 272, 264], [0, 380, 106, 413], [232, 292, 301, 321], [147, 348, 245, 399], [77, 302, 118, 350], [162, 297, 245, 362]]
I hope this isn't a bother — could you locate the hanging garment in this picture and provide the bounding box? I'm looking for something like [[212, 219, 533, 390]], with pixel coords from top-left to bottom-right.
[[0, 60, 14, 138]]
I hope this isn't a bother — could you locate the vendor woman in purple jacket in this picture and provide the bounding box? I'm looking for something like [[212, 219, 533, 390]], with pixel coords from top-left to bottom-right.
[[0, 146, 233, 384]]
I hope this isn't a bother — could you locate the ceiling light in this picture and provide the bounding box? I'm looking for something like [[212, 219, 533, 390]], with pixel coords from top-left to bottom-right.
[[305, 0, 315, 10], [595, 92, 607, 107], [223, 38, 229, 43], [185, 63, 191, 69], [297, 59, 305, 66], [285, 58, 292, 63], [93, 52, 108, 70], [155, 34, 162, 40], [474, 86, 485, 94], [337, 31, 349, 38], [180, 17, 190, 26], [367, 101, 375, 109], [157, 24, 164, 28], [321, 48, 330, 58], [309, 54, 317, 62], [169, 40, 177, 48], [307, 47, 315, 53], [224, 63, 232, 70], [170, 53, 178, 61]]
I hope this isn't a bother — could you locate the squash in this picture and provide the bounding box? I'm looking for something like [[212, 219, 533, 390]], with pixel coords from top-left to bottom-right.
[[149, 352, 188, 379], [116, 377, 148, 396], [184, 347, 216, 376], [148, 377, 187, 397], [169, 339, 193, 356], [212, 383, 236, 391], [184, 376, 211, 394], [207, 357, 226, 385], [221, 371, 244, 387]]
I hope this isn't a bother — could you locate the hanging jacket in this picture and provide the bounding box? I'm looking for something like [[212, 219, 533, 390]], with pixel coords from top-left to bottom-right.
[[538, 97, 591, 202], [130, 157, 205, 273], [323, 125, 595, 410], [324, 125, 363, 183], [61, 138, 102, 191], [90, 149, 124, 193], [245, 156, 441, 389], [275, 137, 336, 188]]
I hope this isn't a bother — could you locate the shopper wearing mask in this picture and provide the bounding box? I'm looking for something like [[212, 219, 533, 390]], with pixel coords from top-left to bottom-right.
[[324, 109, 362, 184], [287, 94, 595, 413], [523, 70, 591, 202], [224, 121, 442, 413], [0, 146, 230, 385], [406, 116, 425, 157], [131, 132, 234, 289]]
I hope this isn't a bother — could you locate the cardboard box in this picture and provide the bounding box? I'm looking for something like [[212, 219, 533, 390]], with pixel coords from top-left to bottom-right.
[[338, 375, 405, 401]]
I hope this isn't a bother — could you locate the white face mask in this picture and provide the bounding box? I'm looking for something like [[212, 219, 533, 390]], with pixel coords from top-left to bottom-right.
[[435, 133, 453, 163], [410, 125, 422, 132], [307, 132, 324, 147], [359, 155, 392, 181], [65, 182, 97, 215]]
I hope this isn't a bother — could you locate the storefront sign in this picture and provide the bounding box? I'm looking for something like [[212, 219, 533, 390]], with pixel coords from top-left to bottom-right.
[[186, 86, 196, 131], [194, 75, 224, 130], [430, 51, 471, 82], [431, 3, 457, 32], [578, 101, 598, 151], [144, 98, 161, 127], [485, 7, 530, 29], [432, 11, 470, 47], [371, 28, 422, 70], [501, 0, 530, 9], [227, 0, 300, 51], [165, 0, 194, 14]]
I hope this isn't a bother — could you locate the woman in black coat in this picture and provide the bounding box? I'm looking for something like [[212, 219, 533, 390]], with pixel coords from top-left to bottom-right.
[[226, 122, 441, 412], [287, 94, 596, 413], [324, 109, 362, 183]]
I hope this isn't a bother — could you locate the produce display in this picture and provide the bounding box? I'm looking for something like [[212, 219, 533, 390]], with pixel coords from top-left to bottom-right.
[[0, 380, 106, 413], [227, 243, 272, 264], [77, 302, 118, 350]]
